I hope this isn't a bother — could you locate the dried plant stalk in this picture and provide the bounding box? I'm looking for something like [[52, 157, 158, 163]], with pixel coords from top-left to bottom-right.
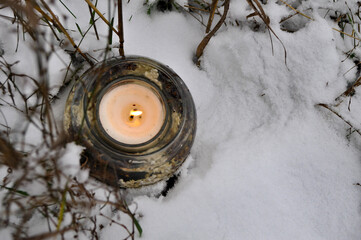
[[205, 0, 218, 33], [84, 0, 120, 37], [317, 103, 361, 136], [246, 0, 288, 67], [38, 0, 94, 66], [278, 0, 313, 21], [195, 0, 230, 65], [118, 0, 125, 57]]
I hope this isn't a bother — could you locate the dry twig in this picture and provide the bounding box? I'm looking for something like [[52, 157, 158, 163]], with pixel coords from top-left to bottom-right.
[[317, 103, 361, 136], [118, 0, 125, 57], [195, 0, 230, 65], [206, 0, 218, 33], [246, 0, 288, 67]]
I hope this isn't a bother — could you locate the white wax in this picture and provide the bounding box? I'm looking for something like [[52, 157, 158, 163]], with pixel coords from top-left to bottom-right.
[[98, 82, 165, 145]]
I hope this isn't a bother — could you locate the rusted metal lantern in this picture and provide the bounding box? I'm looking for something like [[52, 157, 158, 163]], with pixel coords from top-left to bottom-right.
[[64, 56, 196, 188]]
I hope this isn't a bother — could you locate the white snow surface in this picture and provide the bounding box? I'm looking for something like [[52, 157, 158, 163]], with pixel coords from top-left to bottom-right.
[[110, 2, 361, 239], [57, 142, 86, 180], [1, 0, 361, 239]]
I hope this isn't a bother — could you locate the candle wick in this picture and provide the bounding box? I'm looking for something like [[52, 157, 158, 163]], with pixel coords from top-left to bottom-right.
[[129, 108, 143, 121]]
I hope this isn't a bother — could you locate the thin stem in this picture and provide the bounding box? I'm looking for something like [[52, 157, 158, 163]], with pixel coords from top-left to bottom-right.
[[333, 28, 361, 41], [206, 0, 218, 33], [38, 0, 94, 66], [118, 0, 125, 57], [195, 0, 230, 65], [88, 5, 99, 40], [278, 0, 314, 21], [317, 103, 361, 136], [335, 76, 361, 103], [84, 0, 120, 37]]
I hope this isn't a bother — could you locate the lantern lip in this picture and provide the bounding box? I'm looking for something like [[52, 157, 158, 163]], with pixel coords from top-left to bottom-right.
[[94, 76, 171, 149]]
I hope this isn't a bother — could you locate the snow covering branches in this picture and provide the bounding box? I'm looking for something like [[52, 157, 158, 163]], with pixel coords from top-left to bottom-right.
[[0, 1, 141, 239]]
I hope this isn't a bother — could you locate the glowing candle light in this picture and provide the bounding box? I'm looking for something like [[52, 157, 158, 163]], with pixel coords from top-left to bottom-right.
[[98, 82, 165, 145]]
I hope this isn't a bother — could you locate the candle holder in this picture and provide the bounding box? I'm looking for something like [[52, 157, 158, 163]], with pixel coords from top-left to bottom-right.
[[64, 56, 196, 188]]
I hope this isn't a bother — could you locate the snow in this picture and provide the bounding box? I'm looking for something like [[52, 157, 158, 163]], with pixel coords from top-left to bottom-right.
[[1, 0, 361, 239], [57, 142, 85, 179], [132, 113, 361, 239]]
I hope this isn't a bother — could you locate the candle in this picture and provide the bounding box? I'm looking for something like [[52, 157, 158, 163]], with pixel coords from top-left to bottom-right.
[[98, 81, 165, 145], [64, 56, 196, 188]]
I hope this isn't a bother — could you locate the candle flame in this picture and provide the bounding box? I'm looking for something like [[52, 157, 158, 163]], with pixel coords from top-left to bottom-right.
[[130, 110, 143, 117]]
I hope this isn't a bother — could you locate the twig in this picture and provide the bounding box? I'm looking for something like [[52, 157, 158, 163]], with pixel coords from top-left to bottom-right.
[[335, 76, 361, 102], [280, 12, 300, 24], [99, 213, 133, 238], [246, 0, 288, 68], [206, 0, 218, 33], [278, 0, 314, 21], [20, 226, 74, 240], [317, 103, 361, 136], [38, 0, 94, 66], [332, 28, 361, 41], [88, 5, 100, 40], [84, 0, 120, 37], [118, 0, 125, 58], [195, 0, 230, 65], [0, 135, 22, 169], [184, 4, 209, 13]]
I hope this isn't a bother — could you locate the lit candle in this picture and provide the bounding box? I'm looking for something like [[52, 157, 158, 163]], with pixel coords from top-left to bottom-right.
[[98, 82, 165, 145]]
